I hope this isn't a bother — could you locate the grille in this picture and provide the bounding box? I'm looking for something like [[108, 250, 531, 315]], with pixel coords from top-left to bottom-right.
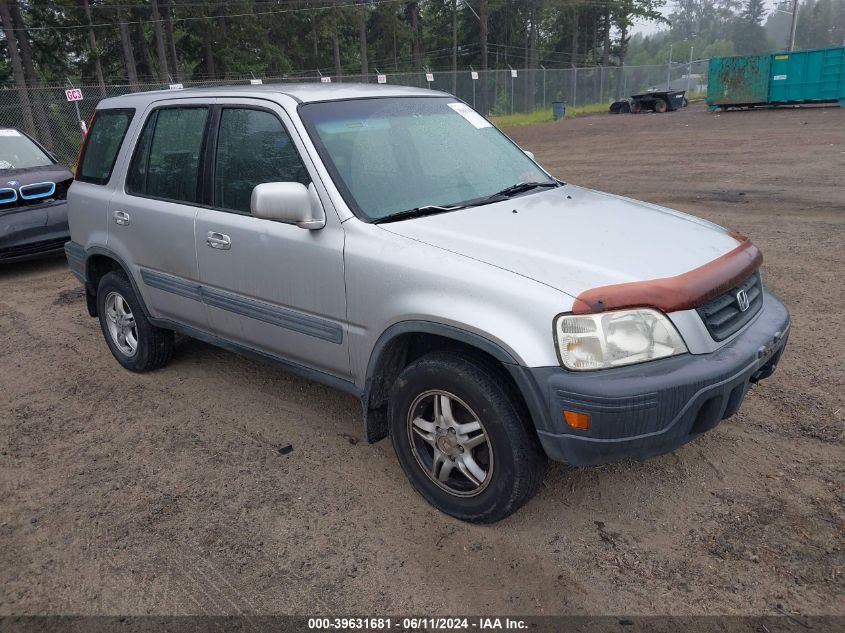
[[696, 271, 763, 341], [0, 178, 70, 211], [0, 187, 17, 204], [19, 181, 55, 200]]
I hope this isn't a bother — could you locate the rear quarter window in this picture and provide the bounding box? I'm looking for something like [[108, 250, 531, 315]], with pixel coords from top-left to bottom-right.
[[76, 109, 134, 185]]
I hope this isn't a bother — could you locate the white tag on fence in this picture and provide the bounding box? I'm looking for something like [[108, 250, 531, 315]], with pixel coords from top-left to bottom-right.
[[321, 76, 332, 83], [471, 71, 479, 80], [65, 88, 83, 102], [511, 69, 518, 78], [377, 74, 387, 84], [250, 78, 263, 85], [426, 73, 434, 82], [169, 83, 184, 90]]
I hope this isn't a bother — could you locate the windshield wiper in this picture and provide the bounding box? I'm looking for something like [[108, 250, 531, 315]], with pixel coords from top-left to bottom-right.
[[373, 204, 466, 224], [373, 181, 561, 224], [486, 180, 561, 200]]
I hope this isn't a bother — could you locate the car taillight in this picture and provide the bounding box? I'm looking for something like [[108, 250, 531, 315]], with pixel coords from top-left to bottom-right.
[[75, 111, 96, 178]]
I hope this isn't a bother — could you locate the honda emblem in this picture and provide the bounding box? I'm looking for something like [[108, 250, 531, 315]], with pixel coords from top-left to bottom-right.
[[736, 289, 750, 312]]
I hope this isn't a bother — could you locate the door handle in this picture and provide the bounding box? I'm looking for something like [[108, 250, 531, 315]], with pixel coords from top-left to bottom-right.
[[113, 210, 130, 226], [206, 231, 231, 250]]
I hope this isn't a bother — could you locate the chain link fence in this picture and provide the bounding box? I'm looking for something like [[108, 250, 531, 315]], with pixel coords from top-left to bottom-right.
[[0, 61, 709, 169]]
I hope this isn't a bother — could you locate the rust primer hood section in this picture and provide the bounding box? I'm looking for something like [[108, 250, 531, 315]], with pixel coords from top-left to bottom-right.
[[572, 236, 763, 315]]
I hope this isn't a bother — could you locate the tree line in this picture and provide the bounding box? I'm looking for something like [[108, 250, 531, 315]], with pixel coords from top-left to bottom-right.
[[0, 0, 670, 91], [2, 1, 842, 92], [627, 0, 845, 66]]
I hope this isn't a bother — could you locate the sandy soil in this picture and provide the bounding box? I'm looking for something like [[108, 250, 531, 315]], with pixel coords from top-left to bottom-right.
[[1, 103, 843, 616]]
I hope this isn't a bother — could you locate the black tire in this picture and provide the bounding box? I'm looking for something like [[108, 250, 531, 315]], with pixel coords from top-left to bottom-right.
[[96, 270, 174, 372], [630, 100, 642, 114], [654, 98, 668, 113], [389, 352, 547, 523]]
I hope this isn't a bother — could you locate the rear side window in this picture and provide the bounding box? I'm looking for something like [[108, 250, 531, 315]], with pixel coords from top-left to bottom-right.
[[213, 108, 310, 214], [76, 109, 134, 185], [127, 107, 208, 204]]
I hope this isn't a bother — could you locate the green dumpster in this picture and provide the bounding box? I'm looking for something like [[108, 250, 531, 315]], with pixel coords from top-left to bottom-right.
[[707, 46, 845, 109], [768, 46, 845, 105], [707, 54, 771, 107]]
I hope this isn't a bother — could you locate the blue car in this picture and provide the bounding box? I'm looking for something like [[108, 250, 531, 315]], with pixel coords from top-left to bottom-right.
[[0, 128, 74, 262]]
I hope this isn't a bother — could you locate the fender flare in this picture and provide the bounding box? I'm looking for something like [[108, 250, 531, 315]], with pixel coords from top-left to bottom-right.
[[360, 320, 550, 443], [366, 321, 520, 375], [82, 245, 153, 318]]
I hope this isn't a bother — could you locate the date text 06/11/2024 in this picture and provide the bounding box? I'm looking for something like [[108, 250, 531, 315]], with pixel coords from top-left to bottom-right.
[[307, 617, 529, 630]]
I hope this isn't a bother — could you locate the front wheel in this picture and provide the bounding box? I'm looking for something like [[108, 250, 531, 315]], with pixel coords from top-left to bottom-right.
[[389, 352, 547, 523]]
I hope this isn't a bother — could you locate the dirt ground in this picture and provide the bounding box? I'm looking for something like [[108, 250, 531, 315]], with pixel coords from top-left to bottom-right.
[[1, 103, 843, 617]]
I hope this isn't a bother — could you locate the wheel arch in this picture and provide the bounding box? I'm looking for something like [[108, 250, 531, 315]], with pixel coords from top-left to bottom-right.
[[83, 247, 150, 318], [361, 321, 548, 444]]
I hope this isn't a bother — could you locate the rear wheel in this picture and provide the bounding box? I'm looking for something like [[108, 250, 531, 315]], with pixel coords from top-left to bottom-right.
[[654, 98, 668, 113], [630, 100, 642, 114], [389, 352, 547, 523], [96, 271, 174, 372]]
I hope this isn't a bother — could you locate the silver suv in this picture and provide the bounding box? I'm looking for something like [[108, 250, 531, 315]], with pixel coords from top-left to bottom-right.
[[65, 84, 789, 522]]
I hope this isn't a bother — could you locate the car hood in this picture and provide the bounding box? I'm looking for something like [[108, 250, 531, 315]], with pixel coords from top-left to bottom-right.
[[378, 184, 743, 299], [0, 164, 74, 186]]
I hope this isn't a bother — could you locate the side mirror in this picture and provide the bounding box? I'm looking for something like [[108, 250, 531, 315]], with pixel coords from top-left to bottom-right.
[[523, 150, 535, 160], [250, 182, 326, 230]]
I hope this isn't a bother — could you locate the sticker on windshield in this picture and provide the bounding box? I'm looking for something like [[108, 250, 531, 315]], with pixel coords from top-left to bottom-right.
[[447, 102, 492, 129], [0, 129, 22, 137]]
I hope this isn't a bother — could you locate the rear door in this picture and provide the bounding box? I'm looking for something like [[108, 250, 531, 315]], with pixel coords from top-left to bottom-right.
[[70, 108, 135, 258], [194, 100, 350, 381], [108, 99, 211, 330]]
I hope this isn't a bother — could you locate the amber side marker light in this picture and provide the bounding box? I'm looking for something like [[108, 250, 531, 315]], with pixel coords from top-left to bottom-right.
[[563, 410, 591, 430]]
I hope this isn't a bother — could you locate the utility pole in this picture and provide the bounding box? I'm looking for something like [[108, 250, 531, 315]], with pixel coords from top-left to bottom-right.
[[541, 64, 546, 108], [788, 0, 799, 51], [480, 0, 488, 114], [667, 43, 673, 89], [686, 46, 694, 93], [507, 64, 515, 114], [452, 0, 457, 95]]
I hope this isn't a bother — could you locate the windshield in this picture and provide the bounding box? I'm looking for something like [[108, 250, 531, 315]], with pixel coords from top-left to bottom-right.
[[299, 97, 552, 221], [0, 129, 53, 170]]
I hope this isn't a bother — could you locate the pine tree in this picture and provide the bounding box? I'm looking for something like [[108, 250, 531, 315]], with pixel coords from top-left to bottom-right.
[[733, 0, 770, 54]]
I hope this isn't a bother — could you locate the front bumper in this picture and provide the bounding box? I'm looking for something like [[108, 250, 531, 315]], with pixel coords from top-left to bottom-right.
[[0, 200, 69, 262], [528, 288, 790, 466]]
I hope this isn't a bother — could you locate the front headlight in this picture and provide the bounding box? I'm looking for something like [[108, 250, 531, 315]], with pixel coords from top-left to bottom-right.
[[554, 308, 687, 370]]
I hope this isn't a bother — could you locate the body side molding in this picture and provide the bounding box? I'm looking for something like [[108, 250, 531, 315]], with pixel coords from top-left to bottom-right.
[[140, 268, 344, 345]]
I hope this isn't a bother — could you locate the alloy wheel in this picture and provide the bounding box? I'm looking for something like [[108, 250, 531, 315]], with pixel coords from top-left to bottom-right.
[[104, 291, 138, 357], [406, 390, 493, 497]]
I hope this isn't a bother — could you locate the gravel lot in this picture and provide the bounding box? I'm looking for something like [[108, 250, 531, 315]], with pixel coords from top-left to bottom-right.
[[1, 103, 843, 616]]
